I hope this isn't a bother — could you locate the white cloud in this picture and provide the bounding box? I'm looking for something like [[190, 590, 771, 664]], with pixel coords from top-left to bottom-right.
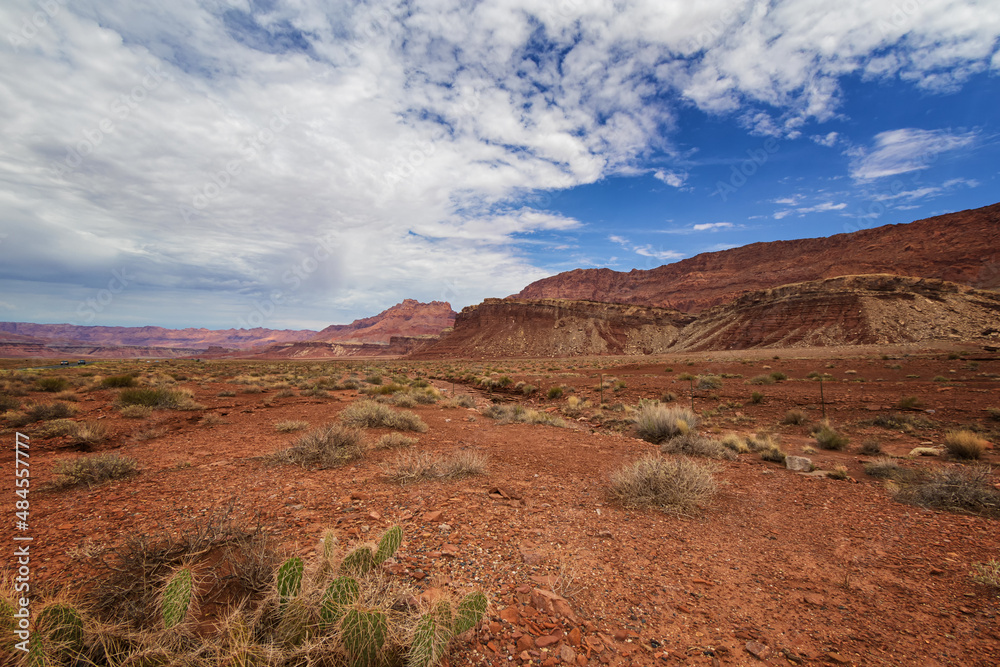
[[692, 222, 734, 231], [849, 128, 979, 181], [0, 0, 997, 325], [811, 131, 839, 147], [609, 234, 683, 263], [653, 169, 687, 187], [774, 201, 847, 219]]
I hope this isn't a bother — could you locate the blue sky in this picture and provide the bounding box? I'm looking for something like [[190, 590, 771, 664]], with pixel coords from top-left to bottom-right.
[[1, 1, 998, 330]]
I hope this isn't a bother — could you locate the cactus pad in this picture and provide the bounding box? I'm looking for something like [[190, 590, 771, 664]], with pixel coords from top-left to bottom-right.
[[36, 602, 84, 653], [453, 592, 487, 635], [340, 547, 375, 576], [276, 556, 305, 604], [161, 568, 194, 630], [341, 607, 388, 667], [373, 525, 403, 565], [320, 576, 360, 626]]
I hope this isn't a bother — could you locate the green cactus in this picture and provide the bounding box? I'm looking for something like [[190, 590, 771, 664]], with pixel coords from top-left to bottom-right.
[[373, 526, 403, 565], [408, 601, 455, 667], [341, 608, 388, 667], [36, 602, 84, 659], [453, 591, 487, 635], [161, 567, 194, 630], [276, 556, 305, 604], [275, 598, 312, 648], [322, 530, 339, 564], [339, 547, 375, 576], [320, 576, 360, 626]]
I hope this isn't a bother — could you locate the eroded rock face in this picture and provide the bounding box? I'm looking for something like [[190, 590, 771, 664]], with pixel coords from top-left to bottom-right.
[[672, 274, 1000, 351], [311, 299, 456, 344], [410, 298, 694, 359], [514, 202, 1000, 312], [412, 275, 1000, 358]]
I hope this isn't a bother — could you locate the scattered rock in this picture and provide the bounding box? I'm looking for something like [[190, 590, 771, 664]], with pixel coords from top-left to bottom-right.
[[909, 447, 942, 457], [536, 633, 562, 648], [531, 588, 579, 624], [826, 651, 851, 664], [785, 455, 813, 472], [559, 644, 577, 663], [423, 510, 443, 522], [500, 606, 520, 624], [745, 641, 771, 660]]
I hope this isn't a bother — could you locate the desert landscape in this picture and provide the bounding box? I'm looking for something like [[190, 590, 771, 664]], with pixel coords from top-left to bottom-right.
[[2, 205, 999, 667]]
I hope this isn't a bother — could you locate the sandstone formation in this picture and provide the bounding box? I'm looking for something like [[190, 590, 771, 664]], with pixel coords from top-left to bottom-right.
[[410, 298, 694, 359], [515, 203, 1000, 312], [311, 299, 456, 344], [415, 275, 1000, 358], [672, 274, 1000, 351]]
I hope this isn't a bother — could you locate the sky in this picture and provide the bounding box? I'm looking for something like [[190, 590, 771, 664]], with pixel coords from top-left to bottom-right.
[[1, 0, 999, 331]]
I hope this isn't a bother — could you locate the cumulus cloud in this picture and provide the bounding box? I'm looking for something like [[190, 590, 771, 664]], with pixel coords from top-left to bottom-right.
[[653, 169, 688, 187], [849, 128, 979, 181], [0, 0, 997, 326]]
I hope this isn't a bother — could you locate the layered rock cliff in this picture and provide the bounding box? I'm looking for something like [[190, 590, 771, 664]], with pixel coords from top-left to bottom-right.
[[311, 299, 456, 343], [515, 203, 1000, 312], [410, 299, 694, 359]]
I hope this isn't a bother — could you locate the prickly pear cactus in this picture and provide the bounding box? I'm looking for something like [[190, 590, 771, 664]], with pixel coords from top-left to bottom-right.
[[453, 591, 487, 635], [322, 530, 339, 565], [373, 526, 402, 565], [161, 567, 194, 630], [408, 600, 456, 667], [339, 547, 375, 576], [35, 602, 85, 660], [320, 576, 360, 626], [276, 556, 305, 604], [341, 608, 388, 667]]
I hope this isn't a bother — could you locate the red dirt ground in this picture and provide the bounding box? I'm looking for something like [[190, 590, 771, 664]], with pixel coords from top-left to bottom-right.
[[3, 343, 999, 666]]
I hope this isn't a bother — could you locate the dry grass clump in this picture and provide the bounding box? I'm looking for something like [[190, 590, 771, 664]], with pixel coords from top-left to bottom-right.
[[943, 430, 989, 460], [52, 453, 138, 488], [101, 374, 137, 388], [115, 387, 203, 410], [896, 395, 925, 410], [280, 424, 366, 469], [36, 376, 69, 392], [274, 420, 309, 433], [864, 412, 935, 431], [827, 465, 850, 480], [6, 401, 77, 426], [633, 402, 699, 444], [720, 433, 750, 454], [382, 449, 488, 484], [37, 418, 78, 438], [814, 423, 850, 451], [608, 455, 717, 515], [746, 434, 785, 463], [375, 432, 418, 449], [660, 432, 737, 460], [971, 559, 1000, 588], [562, 396, 589, 417], [339, 400, 427, 432], [893, 466, 1000, 518], [481, 403, 566, 427], [120, 405, 153, 419], [859, 438, 883, 456], [782, 409, 808, 425], [863, 457, 918, 483], [441, 394, 476, 409]]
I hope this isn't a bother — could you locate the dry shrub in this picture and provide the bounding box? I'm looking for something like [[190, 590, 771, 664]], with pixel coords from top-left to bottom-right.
[[382, 449, 488, 484], [52, 453, 138, 488], [481, 403, 566, 427], [36, 376, 69, 392], [120, 405, 153, 419], [281, 424, 366, 469], [375, 432, 418, 449], [37, 418, 78, 438], [660, 432, 736, 460], [633, 402, 699, 444], [274, 420, 309, 433], [814, 423, 849, 451], [782, 409, 808, 425], [115, 387, 203, 410], [859, 438, 883, 456], [71, 421, 108, 446], [720, 433, 750, 454], [9, 402, 77, 425], [827, 465, 850, 480], [893, 466, 1000, 518], [101, 374, 137, 388], [864, 457, 918, 483], [442, 394, 476, 409], [971, 559, 1000, 588], [339, 400, 427, 432], [943, 430, 989, 460], [608, 455, 716, 515]]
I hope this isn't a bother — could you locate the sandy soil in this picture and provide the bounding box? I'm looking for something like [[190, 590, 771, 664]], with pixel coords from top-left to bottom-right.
[[2, 344, 999, 666]]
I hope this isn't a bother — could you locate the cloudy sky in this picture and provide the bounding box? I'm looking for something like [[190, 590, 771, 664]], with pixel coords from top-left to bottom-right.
[[2, 0, 998, 330]]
